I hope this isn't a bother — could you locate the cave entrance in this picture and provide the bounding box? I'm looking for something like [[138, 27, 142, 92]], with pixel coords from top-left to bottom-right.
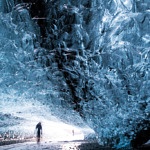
[[0, 99, 94, 142]]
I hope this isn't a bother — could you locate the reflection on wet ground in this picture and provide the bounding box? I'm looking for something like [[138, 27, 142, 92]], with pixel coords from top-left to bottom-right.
[[0, 140, 114, 150], [0, 140, 149, 150]]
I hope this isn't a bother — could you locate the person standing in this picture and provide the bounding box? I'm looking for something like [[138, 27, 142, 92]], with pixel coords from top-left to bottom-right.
[[35, 122, 42, 143]]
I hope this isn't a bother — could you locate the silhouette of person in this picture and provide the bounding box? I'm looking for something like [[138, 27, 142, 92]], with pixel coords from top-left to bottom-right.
[[72, 129, 74, 136], [35, 122, 42, 143]]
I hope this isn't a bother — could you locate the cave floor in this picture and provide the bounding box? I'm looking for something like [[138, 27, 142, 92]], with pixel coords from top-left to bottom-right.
[[0, 140, 150, 150], [0, 140, 114, 150]]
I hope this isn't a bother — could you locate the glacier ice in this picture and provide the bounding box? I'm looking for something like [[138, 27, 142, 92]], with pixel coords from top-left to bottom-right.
[[0, 0, 150, 149]]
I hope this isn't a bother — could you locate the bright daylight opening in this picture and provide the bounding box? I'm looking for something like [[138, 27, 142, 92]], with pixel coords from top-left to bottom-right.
[[38, 120, 84, 141], [21, 118, 86, 142], [0, 97, 94, 142]]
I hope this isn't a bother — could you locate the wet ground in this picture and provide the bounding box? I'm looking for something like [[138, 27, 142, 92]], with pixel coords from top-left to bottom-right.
[[0, 140, 114, 150], [0, 140, 150, 150]]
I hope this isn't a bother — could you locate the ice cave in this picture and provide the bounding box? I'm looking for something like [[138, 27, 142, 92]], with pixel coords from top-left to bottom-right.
[[0, 0, 150, 149]]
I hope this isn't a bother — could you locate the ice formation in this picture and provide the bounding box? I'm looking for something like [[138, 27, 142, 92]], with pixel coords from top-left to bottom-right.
[[0, 0, 150, 149]]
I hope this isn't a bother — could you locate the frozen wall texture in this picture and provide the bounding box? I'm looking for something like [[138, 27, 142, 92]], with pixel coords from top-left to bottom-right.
[[0, 0, 150, 149]]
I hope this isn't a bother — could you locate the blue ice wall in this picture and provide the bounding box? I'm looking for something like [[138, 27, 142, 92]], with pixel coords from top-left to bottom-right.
[[44, 0, 150, 148], [0, 0, 150, 149]]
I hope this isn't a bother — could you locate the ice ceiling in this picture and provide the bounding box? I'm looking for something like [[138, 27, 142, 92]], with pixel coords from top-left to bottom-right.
[[0, 0, 150, 149]]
